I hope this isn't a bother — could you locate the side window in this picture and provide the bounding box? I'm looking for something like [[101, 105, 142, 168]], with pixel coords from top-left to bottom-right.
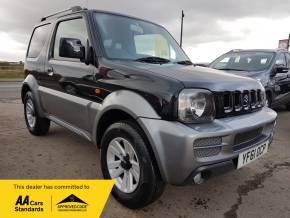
[[53, 18, 88, 60], [27, 24, 51, 58], [275, 53, 286, 66], [214, 57, 230, 69]]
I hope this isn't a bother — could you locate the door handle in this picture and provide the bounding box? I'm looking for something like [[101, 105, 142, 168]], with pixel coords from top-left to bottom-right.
[[47, 67, 54, 76]]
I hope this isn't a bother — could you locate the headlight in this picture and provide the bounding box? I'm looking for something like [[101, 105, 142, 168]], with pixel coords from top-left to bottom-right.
[[254, 74, 268, 87], [178, 89, 215, 123]]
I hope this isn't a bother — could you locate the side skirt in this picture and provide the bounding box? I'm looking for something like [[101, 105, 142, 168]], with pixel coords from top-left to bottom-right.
[[48, 115, 92, 142]]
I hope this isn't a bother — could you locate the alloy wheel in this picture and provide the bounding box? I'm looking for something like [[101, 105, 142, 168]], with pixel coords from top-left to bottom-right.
[[106, 137, 140, 193], [26, 98, 36, 128]]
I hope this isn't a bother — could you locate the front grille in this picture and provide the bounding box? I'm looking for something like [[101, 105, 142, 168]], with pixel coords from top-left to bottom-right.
[[215, 89, 264, 118], [194, 147, 221, 158], [233, 128, 264, 151], [193, 137, 222, 158], [193, 137, 222, 147]]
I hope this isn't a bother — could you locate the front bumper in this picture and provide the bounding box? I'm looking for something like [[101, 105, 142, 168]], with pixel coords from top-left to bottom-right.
[[137, 107, 277, 185]]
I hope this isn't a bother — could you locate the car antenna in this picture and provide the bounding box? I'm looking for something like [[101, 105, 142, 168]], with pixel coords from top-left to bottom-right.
[[180, 10, 185, 48]]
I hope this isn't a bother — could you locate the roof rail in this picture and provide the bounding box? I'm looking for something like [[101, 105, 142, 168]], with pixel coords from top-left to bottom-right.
[[41, 6, 83, 22]]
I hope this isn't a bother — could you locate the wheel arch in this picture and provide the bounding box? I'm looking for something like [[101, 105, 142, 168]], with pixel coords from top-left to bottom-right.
[[92, 90, 161, 146], [21, 74, 45, 117]]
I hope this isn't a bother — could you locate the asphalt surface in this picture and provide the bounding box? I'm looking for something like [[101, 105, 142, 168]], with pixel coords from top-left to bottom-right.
[[0, 81, 290, 218]]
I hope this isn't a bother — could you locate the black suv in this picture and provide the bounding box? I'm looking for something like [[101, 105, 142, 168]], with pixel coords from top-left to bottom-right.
[[209, 49, 290, 109], [22, 7, 276, 209]]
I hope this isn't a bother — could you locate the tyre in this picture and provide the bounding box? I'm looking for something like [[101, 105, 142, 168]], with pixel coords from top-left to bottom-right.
[[24, 91, 50, 136], [100, 120, 165, 209]]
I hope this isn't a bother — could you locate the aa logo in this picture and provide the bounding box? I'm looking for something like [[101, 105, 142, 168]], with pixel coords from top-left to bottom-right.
[[15, 195, 44, 212], [57, 194, 88, 212]]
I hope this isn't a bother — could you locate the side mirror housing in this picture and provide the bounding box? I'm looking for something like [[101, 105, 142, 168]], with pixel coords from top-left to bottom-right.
[[59, 38, 85, 61], [275, 65, 289, 73]]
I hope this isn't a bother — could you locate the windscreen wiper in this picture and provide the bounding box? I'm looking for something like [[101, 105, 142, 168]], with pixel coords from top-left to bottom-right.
[[219, 68, 246, 71], [135, 56, 171, 64], [175, 60, 193, 65]]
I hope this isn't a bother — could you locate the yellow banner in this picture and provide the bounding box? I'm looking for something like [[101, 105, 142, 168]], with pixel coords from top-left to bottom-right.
[[0, 180, 114, 218]]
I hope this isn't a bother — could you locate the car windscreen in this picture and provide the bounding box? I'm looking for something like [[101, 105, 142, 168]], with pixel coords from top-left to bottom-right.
[[93, 13, 189, 62], [210, 52, 275, 72]]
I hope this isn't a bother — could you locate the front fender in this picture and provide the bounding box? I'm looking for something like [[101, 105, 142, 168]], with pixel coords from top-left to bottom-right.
[[91, 90, 161, 145]]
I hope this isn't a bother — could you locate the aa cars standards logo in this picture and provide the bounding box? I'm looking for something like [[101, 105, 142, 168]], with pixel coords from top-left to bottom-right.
[[56, 194, 88, 212], [15, 195, 44, 212]]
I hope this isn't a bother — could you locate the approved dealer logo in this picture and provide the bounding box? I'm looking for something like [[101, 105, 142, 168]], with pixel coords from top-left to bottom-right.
[[56, 194, 88, 212]]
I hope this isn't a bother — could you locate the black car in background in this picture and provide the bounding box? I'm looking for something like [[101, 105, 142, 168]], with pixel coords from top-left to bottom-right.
[[209, 49, 290, 109]]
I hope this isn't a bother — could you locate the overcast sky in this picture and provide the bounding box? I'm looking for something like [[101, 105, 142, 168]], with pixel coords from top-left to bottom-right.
[[0, 0, 290, 62]]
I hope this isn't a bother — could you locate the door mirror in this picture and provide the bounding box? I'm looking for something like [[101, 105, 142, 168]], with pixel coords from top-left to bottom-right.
[[59, 38, 85, 61], [275, 65, 289, 73]]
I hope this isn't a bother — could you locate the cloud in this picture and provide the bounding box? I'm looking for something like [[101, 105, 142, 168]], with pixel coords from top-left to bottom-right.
[[0, 0, 290, 61]]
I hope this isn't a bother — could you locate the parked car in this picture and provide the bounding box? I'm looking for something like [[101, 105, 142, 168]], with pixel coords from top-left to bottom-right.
[[22, 7, 277, 209], [209, 49, 290, 109]]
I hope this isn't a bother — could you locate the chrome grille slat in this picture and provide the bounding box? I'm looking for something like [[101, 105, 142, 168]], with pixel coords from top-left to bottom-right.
[[223, 92, 234, 113], [234, 91, 242, 111], [250, 90, 257, 109]]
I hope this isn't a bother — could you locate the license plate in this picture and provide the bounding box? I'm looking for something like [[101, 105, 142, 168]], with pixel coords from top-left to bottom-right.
[[237, 141, 269, 169]]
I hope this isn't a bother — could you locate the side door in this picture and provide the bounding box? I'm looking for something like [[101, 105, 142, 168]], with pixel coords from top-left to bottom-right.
[[39, 16, 94, 132], [271, 53, 288, 99]]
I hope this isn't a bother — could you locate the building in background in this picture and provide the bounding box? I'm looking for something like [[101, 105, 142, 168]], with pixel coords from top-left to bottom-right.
[[278, 35, 290, 50]]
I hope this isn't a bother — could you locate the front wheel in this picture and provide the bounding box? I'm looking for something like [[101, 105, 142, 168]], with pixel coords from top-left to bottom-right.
[[100, 120, 165, 209]]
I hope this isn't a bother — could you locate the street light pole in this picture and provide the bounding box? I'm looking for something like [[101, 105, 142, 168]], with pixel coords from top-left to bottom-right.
[[180, 10, 185, 47]]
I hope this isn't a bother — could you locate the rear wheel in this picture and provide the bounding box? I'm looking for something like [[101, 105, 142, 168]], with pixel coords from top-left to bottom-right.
[[100, 120, 165, 209], [24, 91, 50, 136]]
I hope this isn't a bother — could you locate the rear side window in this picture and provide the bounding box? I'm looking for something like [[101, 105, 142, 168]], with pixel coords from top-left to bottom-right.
[[27, 24, 51, 58]]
